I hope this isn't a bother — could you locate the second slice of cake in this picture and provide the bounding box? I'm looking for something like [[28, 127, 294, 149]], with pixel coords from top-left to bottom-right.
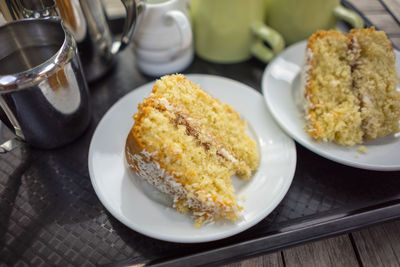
[[303, 27, 400, 146]]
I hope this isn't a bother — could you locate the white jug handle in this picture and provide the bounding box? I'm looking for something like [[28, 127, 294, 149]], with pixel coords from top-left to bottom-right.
[[164, 10, 192, 57]]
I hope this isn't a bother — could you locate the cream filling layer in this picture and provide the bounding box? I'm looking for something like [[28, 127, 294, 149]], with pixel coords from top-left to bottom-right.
[[153, 97, 244, 169]]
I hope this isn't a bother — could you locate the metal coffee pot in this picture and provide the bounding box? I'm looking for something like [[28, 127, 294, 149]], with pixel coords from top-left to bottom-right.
[[0, 0, 139, 82]]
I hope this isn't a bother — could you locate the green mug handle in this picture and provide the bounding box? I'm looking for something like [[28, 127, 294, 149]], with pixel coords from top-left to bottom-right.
[[250, 21, 285, 63], [333, 5, 364, 29]]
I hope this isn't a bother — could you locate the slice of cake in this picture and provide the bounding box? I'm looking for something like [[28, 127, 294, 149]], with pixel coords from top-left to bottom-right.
[[303, 27, 400, 146], [125, 74, 259, 226]]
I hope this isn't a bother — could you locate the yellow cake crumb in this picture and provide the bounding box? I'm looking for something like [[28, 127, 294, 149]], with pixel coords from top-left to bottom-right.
[[357, 146, 367, 154]]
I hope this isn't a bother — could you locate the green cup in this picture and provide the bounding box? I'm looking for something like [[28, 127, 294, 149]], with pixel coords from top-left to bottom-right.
[[266, 0, 364, 45], [190, 0, 285, 63]]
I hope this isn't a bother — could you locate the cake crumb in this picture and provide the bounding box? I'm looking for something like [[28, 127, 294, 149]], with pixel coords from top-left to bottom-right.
[[194, 221, 202, 228], [357, 145, 367, 154], [241, 195, 247, 202]]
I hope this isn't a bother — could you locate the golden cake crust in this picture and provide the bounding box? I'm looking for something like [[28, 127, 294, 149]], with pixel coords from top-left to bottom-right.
[[304, 30, 358, 144], [305, 30, 342, 140]]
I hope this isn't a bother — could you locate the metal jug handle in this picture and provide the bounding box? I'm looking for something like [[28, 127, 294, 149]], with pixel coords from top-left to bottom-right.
[[111, 0, 142, 54]]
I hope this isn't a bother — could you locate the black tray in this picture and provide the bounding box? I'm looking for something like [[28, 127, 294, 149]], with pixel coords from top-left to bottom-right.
[[1, 45, 399, 266]]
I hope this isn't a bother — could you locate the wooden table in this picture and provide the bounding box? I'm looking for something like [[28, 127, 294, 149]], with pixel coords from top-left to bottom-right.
[[224, 220, 400, 266], [226, 0, 400, 266]]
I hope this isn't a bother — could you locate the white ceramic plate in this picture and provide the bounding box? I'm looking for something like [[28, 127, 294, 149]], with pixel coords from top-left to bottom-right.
[[262, 41, 400, 171], [89, 74, 296, 243]]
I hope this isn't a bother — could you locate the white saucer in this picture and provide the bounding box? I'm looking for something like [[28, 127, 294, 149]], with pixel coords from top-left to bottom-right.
[[262, 41, 400, 171], [89, 74, 296, 243]]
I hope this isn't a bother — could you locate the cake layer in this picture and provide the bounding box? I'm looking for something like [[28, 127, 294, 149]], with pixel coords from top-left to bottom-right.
[[151, 74, 259, 178], [304, 30, 363, 145]]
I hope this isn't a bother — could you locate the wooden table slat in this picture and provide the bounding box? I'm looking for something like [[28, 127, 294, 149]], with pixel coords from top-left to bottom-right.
[[364, 13, 400, 35], [345, 0, 386, 12], [352, 220, 400, 267], [223, 252, 284, 267], [389, 36, 400, 48], [282, 235, 359, 267], [380, 0, 400, 25]]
